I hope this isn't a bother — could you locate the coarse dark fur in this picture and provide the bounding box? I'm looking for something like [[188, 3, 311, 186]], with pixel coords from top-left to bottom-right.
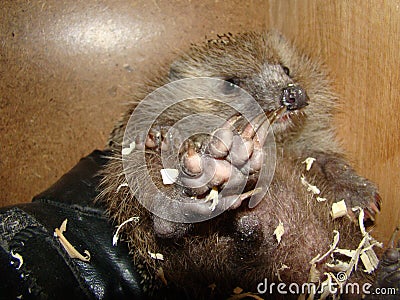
[[96, 32, 390, 299]]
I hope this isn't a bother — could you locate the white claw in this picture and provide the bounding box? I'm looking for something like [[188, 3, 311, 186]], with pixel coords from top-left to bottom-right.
[[204, 187, 219, 211]]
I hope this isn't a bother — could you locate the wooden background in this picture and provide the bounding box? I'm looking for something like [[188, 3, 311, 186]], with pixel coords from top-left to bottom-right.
[[268, 1, 400, 242], [1, 0, 398, 242]]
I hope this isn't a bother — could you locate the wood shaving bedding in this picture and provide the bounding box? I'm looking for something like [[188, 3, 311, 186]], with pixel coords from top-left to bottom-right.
[[54, 219, 91, 262], [112, 216, 140, 246], [300, 175, 320, 195], [148, 251, 164, 261], [273, 220, 285, 244], [303, 207, 382, 299], [10, 250, 23, 269], [331, 200, 348, 219], [302, 157, 316, 171], [122, 141, 136, 155], [116, 182, 129, 193]]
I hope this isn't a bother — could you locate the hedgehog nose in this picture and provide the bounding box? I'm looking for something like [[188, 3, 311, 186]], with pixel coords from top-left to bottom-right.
[[281, 84, 309, 111]]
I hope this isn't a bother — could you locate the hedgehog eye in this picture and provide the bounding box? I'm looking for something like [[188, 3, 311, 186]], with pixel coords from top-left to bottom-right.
[[282, 66, 290, 76], [223, 78, 240, 94]]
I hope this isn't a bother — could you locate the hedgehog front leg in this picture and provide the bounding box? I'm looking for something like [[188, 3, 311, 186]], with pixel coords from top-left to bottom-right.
[[299, 151, 381, 222]]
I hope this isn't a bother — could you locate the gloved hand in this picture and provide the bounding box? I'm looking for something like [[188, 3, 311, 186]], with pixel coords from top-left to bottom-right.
[[0, 150, 144, 299]]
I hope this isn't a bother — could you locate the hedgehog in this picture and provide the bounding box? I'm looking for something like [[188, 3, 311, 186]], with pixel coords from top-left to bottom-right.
[[97, 31, 398, 299]]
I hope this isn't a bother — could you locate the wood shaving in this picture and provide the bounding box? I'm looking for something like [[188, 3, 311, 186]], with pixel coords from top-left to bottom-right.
[[360, 252, 375, 273], [122, 141, 136, 155], [60, 219, 67, 232], [306, 231, 346, 300], [331, 200, 348, 219], [310, 230, 340, 264], [345, 207, 381, 274], [10, 250, 23, 269], [329, 272, 344, 286], [319, 272, 334, 300], [360, 242, 380, 273], [160, 168, 179, 185], [343, 213, 381, 277], [333, 248, 356, 258], [148, 251, 164, 261], [116, 182, 129, 193], [345, 234, 368, 277], [112, 216, 140, 246], [242, 187, 262, 200], [312, 272, 344, 300], [300, 175, 320, 195], [273, 220, 285, 244], [326, 260, 350, 272], [54, 219, 91, 262], [302, 157, 316, 171], [352, 206, 366, 235], [276, 263, 290, 281], [362, 241, 383, 252], [316, 197, 327, 202], [308, 263, 321, 283], [304, 208, 383, 299]]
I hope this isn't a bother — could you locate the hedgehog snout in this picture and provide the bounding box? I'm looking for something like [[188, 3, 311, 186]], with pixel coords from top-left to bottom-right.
[[281, 84, 309, 111]]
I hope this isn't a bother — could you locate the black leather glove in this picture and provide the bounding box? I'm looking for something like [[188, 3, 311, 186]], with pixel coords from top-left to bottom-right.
[[0, 150, 144, 300]]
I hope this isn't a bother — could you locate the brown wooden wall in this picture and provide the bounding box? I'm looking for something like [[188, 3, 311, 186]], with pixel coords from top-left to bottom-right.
[[1, 0, 398, 242], [267, 0, 400, 242]]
